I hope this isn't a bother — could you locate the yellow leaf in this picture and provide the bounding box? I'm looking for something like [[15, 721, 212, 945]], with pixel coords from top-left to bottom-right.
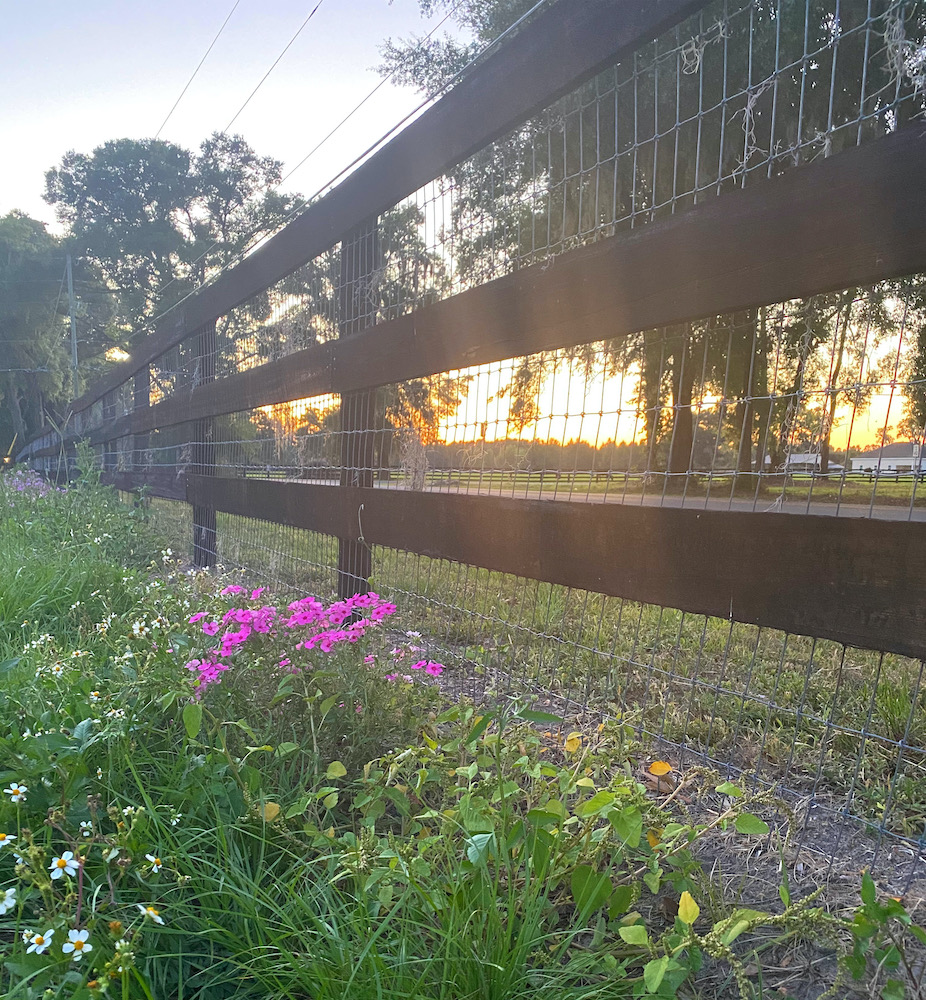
[[648, 761, 673, 776], [564, 732, 582, 753], [260, 801, 281, 822], [678, 891, 700, 925], [646, 828, 663, 848]]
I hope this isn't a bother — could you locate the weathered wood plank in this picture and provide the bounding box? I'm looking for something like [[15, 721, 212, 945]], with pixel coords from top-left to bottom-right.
[[65, 0, 711, 415], [184, 475, 926, 659], [71, 123, 926, 440]]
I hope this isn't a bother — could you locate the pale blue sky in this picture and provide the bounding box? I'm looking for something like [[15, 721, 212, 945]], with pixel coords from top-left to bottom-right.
[[1, 0, 462, 226]]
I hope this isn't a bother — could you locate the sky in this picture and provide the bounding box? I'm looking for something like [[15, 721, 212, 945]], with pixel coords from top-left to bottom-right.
[[1, 0, 463, 228]]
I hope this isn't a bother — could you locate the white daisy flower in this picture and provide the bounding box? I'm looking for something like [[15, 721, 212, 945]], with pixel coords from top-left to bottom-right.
[[26, 929, 54, 955], [89, 691, 101, 703], [0, 832, 16, 849], [62, 928, 92, 961], [145, 853, 163, 873], [49, 851, 79, 879], [0, 887, 16, 915], [3, 782, 27, 803], [136, 903, 165, 925], [79, 821, 93, 838]]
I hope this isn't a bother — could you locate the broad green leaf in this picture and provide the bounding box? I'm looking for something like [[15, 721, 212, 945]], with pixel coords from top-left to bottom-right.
[[72, 718, 94, 747], [570, 864, 613, 914], [465, 713, 495, 745], [619, 924, 648, 946], [678, 891, 700, 925], [574, 790, 615, 818], [715, 780, 744, 797], [609, 884, 635, 918], [326, 760, 347, 779], [285, 796, 311, 819], [643, 955, 669, 993], [465, 832, 494, 865], [861, 870, 877, 906], [320, 695, 338, 715], [322, 791, 339, 810], [610, 806, 643, 848], [735, 813, 770, 836], [881, 979, 905, 1000], [182, 701, 202, 740], [276, 742, 300, 757]]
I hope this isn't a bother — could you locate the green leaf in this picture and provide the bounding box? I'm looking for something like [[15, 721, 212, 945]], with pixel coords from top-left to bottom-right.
[[609, 884, 635, 919], [610, 805, 643, 848], [909, 925, 926, 946], [715, 780, 744, 797], [182, 701, 202, 740], [881, 979, 906, 1000], [276, 742, 300, 757], [619, 924, 648, 946], [72, 718, 94, 747], [734, 813, 770, 836], [465, 832, 495, 865], [465, 713, 495, 745], [326, 760, 347, 779], [285, 796, 311, 819], [643, 955, 669, 994], [322, 791, 339, 810], [861, 870, 877, 906], [643, 871, 661, 894], [516, 709, 563, 724], [571, 864, 613, 915], [574, 790, 615, 818], [320, 695, 339, 716]]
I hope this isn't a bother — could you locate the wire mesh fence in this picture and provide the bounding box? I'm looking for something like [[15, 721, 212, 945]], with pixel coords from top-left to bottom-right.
[[24, 0, 926, 881]]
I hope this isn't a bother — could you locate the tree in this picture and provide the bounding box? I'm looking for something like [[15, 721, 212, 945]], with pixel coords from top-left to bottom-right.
[[44, 133, 302, 340]]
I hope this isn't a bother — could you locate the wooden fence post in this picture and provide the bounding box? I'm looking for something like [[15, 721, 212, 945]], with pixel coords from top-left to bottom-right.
[[192, 323, 217, 567], [133, 366, 150, 474], [337, 218, 381, 598]]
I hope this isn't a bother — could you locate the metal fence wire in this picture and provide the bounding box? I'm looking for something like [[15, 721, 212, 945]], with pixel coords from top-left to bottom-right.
[[23, 0, 926, 883]]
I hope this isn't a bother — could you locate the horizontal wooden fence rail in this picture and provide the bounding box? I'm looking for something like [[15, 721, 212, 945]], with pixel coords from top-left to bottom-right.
[[99, 470, 926, 660], [61, 0, 709, 418], [37, 122, 926, 452]]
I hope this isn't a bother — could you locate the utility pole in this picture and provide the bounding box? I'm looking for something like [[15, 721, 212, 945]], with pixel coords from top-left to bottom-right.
[[66, 254, 78, 398]]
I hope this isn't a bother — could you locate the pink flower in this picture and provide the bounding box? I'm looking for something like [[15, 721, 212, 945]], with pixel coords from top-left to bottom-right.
[[202, 621, 220, 636], [384, 673, 398, 682], [370, 603, 397, 621], [411, 660, 427, 670], [188, 612, 207, 624], [250, 587, 265, 600], [278, 658, 291, 668], [425, 662, 444, 676], [220, 585, 244, 596], [364, 655, 376, 664]]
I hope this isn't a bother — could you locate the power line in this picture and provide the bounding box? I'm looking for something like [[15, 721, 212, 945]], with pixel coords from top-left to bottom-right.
[[155, 0, 522, 307], [223, 0, 328, 133], [154, 0, 244, 140]]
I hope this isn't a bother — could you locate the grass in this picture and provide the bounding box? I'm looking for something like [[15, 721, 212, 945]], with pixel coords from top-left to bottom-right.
[[4, 470, 921, 1000]]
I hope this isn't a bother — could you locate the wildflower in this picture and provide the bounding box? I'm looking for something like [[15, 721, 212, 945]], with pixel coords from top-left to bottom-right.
[[188, 611, 207, 624], [364, 654, 376, 664], [406, 630, 421, 638], [89, 691, 101, 703], [0, 887, 16, 914], [425, 662, 444, 676], [0, 832, 16, 849], [411, 660, 427, 670], [145, 853, 163, 873], [4, 782, 27, 803], [49, 851, 79, 879], [131, 621, 149, 638], [79, 821, 93, 838], [136, 903, 165, 925], [96, 767, 103, 780], [26, 929, 54, 955], [384, 673, 398, 682], [250, 587, 265, 599], [62, 928, 92, 961], [201, 621, 220, 636], [50, 662, 65, 677], [220, 585, 243, 596]]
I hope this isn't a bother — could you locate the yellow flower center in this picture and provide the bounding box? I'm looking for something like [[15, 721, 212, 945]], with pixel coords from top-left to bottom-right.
[[148, 908, 159, 917], [74, 940, 85, 950], [154, 858, 161, 866], [0, 834, 7, 842], [35, 936, 45, 945], [56, 859, 67, 868]]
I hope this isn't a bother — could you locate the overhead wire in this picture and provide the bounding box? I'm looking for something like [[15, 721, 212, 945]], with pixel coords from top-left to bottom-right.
[[154, 0, 244, 140], [155, 0, 549, 315], [223, 0, 328, 133]]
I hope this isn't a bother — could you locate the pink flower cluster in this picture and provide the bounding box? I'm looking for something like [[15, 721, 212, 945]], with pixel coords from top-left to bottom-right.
[[184, 589, 400, 695]]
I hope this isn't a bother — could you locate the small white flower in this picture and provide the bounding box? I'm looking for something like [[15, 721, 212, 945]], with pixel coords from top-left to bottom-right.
[[405, 630, 421, 638], [89, 691, 101, 703], [79, 821, 93, 838], [0, 886, 16, 915], [50, 662, 65, 677], [21, 928, 32, 944], [62, 928, 92, 961], [145, 853, 163, 873], [136, 903, 165, 925], [0, 832, 16, 849], [170, 811, 182, 827], [4, 782, 27, 804], [96, 767, 103, 780], [49, 851, 79, 879], [26, 928, 54, 955], [122, 806, 134, 817]]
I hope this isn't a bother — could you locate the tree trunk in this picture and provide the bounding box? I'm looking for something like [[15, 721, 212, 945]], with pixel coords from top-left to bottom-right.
[[667, 328, 695, 476]]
